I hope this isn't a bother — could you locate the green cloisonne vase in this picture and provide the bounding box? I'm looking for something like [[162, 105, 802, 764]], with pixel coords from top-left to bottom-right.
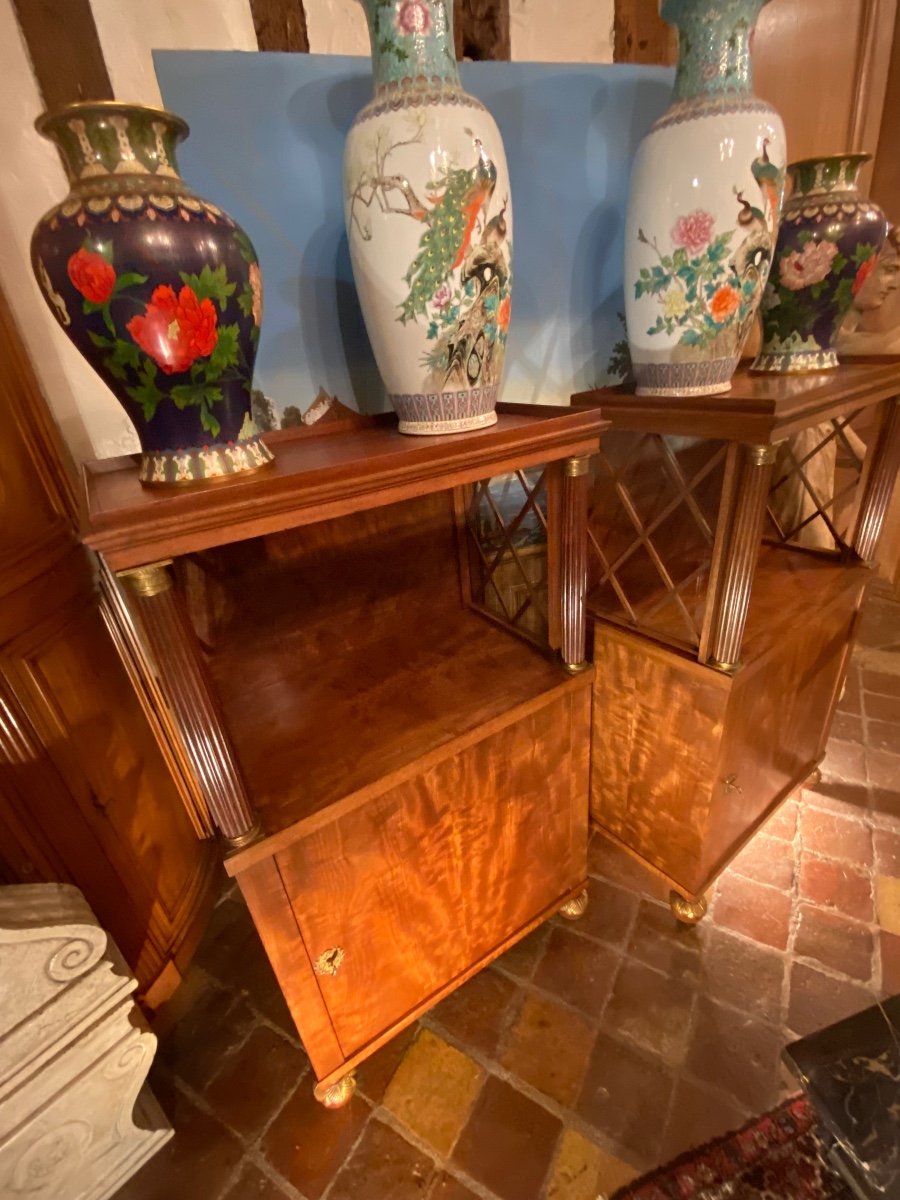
[[343, 0, 513, 434], [752, 155, 887, 373], [31, 101, 271, 486]]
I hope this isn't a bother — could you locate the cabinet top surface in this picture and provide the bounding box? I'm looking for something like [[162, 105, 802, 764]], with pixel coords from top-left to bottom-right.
[[572, 359, 900, 442], [82, 403, 608, 571]]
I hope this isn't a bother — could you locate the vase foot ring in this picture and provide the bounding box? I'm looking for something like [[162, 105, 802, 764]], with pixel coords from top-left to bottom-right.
[[636, 381, 732, 398], [398, 411, 499, 436]]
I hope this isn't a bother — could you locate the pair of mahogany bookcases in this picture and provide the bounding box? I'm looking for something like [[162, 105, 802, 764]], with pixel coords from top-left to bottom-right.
[[82, 361, 900, 1107]]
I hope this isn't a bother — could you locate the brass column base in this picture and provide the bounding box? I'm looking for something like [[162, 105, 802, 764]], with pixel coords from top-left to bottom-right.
[[314, 1071, 357, 1109], [669, 890, 707, 926], [222, 819, 263, 853], [559, 888, 589, 920]]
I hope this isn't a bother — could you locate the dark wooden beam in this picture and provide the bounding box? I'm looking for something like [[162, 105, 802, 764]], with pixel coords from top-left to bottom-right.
[[454, 0, 510, 61], [250, 0, 310, 52], [13, 0, 112, 111], [614, 0, 677, 64]]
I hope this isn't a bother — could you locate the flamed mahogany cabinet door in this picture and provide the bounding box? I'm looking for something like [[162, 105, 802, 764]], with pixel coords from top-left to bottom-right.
[[276, 690, 588, 1057]]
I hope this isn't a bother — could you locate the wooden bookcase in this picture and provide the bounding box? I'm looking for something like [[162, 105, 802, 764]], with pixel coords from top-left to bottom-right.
[[81, 403, 607, 1105], [573, 360, 900, 923]]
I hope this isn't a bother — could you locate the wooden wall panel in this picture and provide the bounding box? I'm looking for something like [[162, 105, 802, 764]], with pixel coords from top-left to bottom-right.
[[250, 0, 310, 52], [613, 0, 676, 65], [12, 0, 112, 110]]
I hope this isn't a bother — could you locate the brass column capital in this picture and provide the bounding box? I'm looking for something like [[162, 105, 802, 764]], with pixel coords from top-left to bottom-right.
[[117, 560, 174, 598], [746, 444, 778, 467], [564, 455, 592, 478]]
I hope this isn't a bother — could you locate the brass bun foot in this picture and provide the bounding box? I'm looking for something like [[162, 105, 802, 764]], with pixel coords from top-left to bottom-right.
[[669, 890, 707, 926], [562, 660, 591, 675], [559, 889, 589, 921], [314, 1071, 357, 1109], [804, 767, 822, 791]]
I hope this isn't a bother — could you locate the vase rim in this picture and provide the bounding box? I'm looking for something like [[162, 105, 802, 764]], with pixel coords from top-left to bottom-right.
[[35, 100, 189, 140], [788, 152, 872, 171]]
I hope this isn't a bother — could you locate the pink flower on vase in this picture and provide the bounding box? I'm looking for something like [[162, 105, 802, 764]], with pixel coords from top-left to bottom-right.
[[432, 283, 452, 310], [395, 0, 431, 36], [671, 209, 716, 257], [778, 239, 839, 291]]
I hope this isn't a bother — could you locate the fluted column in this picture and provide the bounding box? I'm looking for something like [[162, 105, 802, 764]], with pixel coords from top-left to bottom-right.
[[853, 397, 900, 563], [560, 455, 592, 671]]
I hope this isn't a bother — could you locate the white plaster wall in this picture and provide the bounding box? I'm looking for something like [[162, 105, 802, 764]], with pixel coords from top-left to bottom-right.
[[510, 0, 614, 62], [91, 0, 259, 109], [0, 0, 133, 460], [306, 0, 369, 55]]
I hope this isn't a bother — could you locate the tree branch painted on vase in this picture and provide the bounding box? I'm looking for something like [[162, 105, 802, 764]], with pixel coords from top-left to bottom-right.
[[45, 238, 263, 441], [348, 120, 512, 392]]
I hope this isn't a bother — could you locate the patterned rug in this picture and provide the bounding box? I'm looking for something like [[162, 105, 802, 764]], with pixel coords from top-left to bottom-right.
[[611, 1096, 854, 1200]]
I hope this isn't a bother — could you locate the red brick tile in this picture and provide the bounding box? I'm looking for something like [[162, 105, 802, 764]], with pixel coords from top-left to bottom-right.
[[685, 996, 780, 1111], [222, 1162, 292, 1200], [431, 969, 518, 1057], [698, 929, 786, 1024], [798, 856, 873, 923], [874, 828, 900, 877], [794, 905, 875, 983], [837, 668, 862, 715], [865, 693, 900, 723], [205, 1025, 307, 1139], [821, 739, 868, 785], [494, 925, 550, 981], [453, 1075, 562, 1200], [660, 1077, 749, 1163], [867, 720, 900, 755], [627, 899, 707, 986], [261, 1082, 369, 1200], [532, 927, 619, 1017], [560, 878, 639, 946], [786, 962, 874, 1037], [116, 1076, 243, 1200], [576, 1033, 674, 1159], [712, 873, 792, 951], [588, 835, 668, 901], [867, 748, 900, 791], [356, 1026, 418, 1104], [798, 807, 872, 869], [601, 959, 696, 1066], [763, 800, 798, 842], [728, 834, 795, 890], [831, 712, 865, 743], [499, 992, 596, 1107], [880, 931, 900, 994], [863, 669, 900, 697], [328, 1119, 435, 1200]]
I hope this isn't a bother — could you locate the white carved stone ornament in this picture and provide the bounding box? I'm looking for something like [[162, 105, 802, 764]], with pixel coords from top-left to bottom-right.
[[0, 883, 171, 1199]]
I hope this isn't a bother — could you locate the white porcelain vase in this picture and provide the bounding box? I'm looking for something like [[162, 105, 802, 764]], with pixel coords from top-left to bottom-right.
[[624, 0, 786, 397], [344, 0, 512, 434]]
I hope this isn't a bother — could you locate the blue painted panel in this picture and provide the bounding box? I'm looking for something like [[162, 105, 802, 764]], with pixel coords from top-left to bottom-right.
[[155, 51, 673, 420]]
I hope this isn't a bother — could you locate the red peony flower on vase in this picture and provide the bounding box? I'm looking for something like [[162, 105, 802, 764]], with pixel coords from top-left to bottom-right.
[[127, 284, 218, 374], [852, 254, 878, 297], [710, 284, 740, 323], [395, 0, 431, 36], [67, 247, 116, 304], [498, 295, 511, 330]]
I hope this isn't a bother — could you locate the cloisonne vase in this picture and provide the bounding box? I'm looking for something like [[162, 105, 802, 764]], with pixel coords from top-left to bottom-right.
[[624, 0, 786, 396], [752, 155, 887, 373], [344, 0, 512, 434], [31, 102, 271, 485]]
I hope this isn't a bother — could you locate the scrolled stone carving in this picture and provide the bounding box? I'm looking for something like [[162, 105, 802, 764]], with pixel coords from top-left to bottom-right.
[[47, 935, 105, 983]]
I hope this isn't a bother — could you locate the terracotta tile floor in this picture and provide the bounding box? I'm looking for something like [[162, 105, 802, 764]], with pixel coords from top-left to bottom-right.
[[121, 587, 900, 1200]]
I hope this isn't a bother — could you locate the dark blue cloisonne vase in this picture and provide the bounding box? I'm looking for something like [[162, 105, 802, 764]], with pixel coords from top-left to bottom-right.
[[31, 101, 272, 485], [753, 154, 887, 373]]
